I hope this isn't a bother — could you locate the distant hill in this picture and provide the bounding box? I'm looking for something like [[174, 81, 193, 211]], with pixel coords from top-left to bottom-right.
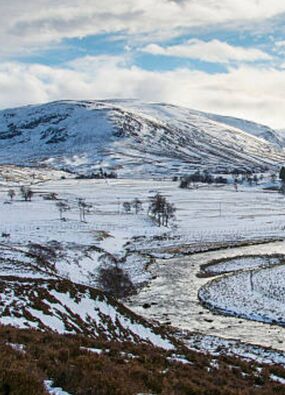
[[0, 99, 284, 176]]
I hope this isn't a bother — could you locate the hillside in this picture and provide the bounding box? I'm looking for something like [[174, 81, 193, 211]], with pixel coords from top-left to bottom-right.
[[205, 113, 285, 148], [0, 100, 284, 177], [2, 325, 285, 395], [0, 241, 173, 348]]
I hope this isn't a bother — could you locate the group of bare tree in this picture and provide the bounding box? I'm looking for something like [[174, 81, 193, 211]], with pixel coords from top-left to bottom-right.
[[179, 171, 228, 188], [122, 194, 176, 227], [55, 198, 92, 222], [122, 198, 143, 214], [7, 186, 33, 202], [148, 193, 176, 227]]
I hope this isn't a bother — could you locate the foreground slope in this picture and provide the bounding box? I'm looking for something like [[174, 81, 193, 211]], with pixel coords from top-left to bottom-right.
[[0, 242, 173, 348], [0, 100, 284, 176], [0, 275, 174, 349], [3, 326, 285, 395]]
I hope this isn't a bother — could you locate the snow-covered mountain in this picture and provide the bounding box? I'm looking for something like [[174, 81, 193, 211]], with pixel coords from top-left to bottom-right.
[[0, 99, 284, 176], [206, 113, 285, 148]]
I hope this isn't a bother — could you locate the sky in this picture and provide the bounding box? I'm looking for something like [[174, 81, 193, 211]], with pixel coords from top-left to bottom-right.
[[0, 0, 285, 128]]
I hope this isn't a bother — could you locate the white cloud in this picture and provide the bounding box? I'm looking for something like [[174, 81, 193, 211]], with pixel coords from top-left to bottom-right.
[[0, 57, 285, 129], [275, 40, 285, 56], [276, 40, 285, 47], [0, 1, 285, 55], [142, 39, 272, 64]]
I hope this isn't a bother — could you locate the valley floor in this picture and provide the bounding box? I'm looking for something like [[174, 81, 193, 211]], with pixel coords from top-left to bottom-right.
[[127, 241, 285, 353], [1, 173, 285, 393]]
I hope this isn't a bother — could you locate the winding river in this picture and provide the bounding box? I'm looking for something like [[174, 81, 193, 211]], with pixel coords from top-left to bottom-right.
[[127, 240, 285, 351]]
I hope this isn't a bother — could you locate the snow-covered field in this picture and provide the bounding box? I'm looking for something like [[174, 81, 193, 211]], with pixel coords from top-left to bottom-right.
[[201, 255, 283, 275], [3, 101, 285, 391], [2, 175, 285, 362], [1, 178, 285, 251], [199, 260, 285, 326]]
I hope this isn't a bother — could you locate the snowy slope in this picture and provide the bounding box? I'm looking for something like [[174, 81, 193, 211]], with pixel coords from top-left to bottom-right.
[[0, 234, 165, 344], [0, 272, 174, 349], [205, 113, 285, 148], [0, 99, 285, 176]]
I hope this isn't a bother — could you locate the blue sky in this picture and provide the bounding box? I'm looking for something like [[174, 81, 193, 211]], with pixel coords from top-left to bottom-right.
[[0, 1, 285, 128]]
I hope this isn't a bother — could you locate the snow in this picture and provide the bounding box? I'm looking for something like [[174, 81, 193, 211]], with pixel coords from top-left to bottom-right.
[[0, 316, 38, 329], [128, 240, 285, 352], [80, 347, 103, 354], [49, 290, 175, 349], [3, 99, 285, 372], [199, 264, 285, 326], [0, 273, 175, 349], [2, 172, 285, 357], [0, 99, 284, 177], [205, 112, 285, 148], [2, 179, 285, 260], [118, 318, 174, 350], [270, 374, 285, 384], [186, 333, 285, 367], [6, 342, 25, 353], [167, 355, 192, 364], [1, 177, 285, 349], [28, 308, 67, 333], [203, 255, 282, 275], [44, 380, 72, 395]]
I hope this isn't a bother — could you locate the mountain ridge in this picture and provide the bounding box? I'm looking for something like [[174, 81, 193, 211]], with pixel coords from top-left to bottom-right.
[[0, 99, 284, 176]]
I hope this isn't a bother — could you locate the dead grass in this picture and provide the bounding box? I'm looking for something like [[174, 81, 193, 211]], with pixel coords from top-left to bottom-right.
[[0, 326, 285, 394]]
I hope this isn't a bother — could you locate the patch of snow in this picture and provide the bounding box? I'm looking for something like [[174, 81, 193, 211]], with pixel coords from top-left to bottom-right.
[[44, 380, 72, 395], [6, 342, 25, 353], [270, 374, 285, 384], [203, 255, 282, 275]]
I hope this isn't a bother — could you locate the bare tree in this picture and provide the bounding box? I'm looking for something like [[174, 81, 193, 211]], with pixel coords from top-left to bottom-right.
[[148, 193, 176, 227], [164, 201, 176, 227], [148, 193, 165, 226], [132, 198, 143, 214], [122, 201, 131, 214], [20, 186, 33, 201], [7, 189, 15, 201], [56, 201, 70, 220], [77, 198, 92, 222]]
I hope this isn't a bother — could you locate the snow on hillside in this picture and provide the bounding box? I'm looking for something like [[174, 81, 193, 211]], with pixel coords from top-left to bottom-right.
[[205, 113, 285, 147], [0, 100, 285, 177], [0, 164, 71, 185], [0, 275, 174, 349]]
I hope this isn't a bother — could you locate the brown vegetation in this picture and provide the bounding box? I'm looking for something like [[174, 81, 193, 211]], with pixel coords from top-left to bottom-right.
[[0, 326, 285, 394]]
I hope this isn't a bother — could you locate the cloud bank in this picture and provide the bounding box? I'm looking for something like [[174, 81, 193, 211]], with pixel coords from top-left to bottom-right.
[[0, 1, 285, 128], [142, 39, 272, 64], [1, 56, 285, 128], [1, 1, 285, 54]]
